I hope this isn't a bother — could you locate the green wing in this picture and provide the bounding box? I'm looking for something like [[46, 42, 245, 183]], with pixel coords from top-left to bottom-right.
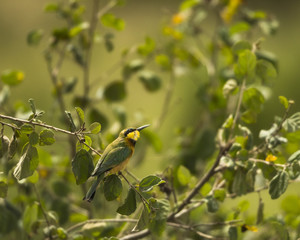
[[92, 145, 132, 176]]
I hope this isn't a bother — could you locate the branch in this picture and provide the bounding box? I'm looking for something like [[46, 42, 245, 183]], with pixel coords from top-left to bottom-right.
[[154, 66, 176, 130], [0, 113, 102, 157], [248, 158, 288, 168], [167, 222, 224, 240], [192, 219, 243, 228], [33, 185, 52, 240], [168, 141, 233, 220], [232, 78, 246, 129], [67, 218, 137, 233], [83, 0, 100, 99], [119, 229, 150, 240]]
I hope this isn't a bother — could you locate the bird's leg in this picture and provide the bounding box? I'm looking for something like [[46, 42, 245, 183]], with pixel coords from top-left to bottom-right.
[[118, 171, 150, 208]]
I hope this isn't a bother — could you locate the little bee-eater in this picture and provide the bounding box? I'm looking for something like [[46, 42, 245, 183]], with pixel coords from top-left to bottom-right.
[[83, 124, 150, 202]]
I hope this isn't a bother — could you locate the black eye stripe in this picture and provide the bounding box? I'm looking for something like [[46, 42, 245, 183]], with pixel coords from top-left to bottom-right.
[[125, 128, 135, 136]]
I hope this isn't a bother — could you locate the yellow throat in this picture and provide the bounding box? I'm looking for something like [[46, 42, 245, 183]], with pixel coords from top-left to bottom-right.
[[127, 130, 140, 141]]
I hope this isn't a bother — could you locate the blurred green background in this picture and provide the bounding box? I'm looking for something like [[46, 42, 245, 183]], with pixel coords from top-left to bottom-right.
[[0, 0, 300, 222]]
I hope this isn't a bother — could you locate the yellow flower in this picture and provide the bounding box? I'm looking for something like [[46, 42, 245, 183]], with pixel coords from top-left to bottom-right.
[[265, 154, 277, 162], [172, 13, 185, 25], [245, 225, 258, 232], [221, 0, 243, 23]]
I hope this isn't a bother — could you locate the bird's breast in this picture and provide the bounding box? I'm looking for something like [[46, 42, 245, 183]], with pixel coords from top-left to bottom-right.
[[109, 156, 131, 174]]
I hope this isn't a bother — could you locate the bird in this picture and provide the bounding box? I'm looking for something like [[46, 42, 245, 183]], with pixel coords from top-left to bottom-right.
[[83, 124, 150, 202]]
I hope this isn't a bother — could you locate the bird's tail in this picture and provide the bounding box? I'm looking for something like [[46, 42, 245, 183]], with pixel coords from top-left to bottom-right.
[[83, 174, 104, 202]]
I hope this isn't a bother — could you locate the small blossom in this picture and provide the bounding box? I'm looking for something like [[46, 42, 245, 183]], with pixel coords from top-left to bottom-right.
[[265, 154, 277, 162]]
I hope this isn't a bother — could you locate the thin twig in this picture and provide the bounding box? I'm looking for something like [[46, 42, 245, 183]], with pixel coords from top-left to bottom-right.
[[0, 113, 102, 157], [168, 141, 233, 220], [232, 78, 246, 129], [67, 218, 137, 233], [0, 120, 20, 130], [167, 222, 224, 240], [154, 66, 176, 130], [249, 158, 288, 168], [192, 219, 243, 228], [83, 0, 100, 99], [119, 171, 149, 207], [120, 229, 150, 240], [33, 184, 52, 240]]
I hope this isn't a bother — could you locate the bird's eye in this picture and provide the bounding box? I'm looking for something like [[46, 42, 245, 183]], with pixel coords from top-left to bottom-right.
[[124, 128, 135, 136]]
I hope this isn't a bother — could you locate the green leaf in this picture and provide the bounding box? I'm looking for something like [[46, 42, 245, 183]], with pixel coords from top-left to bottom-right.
[[20, 124, 34, 134], [283, 112, 300, 132], [26, 170, 39, 184], [133, 205, 150, 231], [29, 132, 39, 146], [0, 136, 9, 158], [89, 122, 101, 134], [231, 167, 248, 196], [104, 81, 126, 102], [63, 77, 78, 93], [242, 87, 265, 113], [57, 227, 67, 239], [89, 108, 109, 131], [103, 174, 123, 201], [241, 110, 257, 124], [13, 144, 39, 181], [39, 129, 55, 146], [288, 150, 300, 163], [155, 54, 171, 70], [289, 161, 300, 180], [138, 71, 162, 92], [206, 196, 219, 212], [214, 188, 226, 202], [279, 96, 289, 109], [65, 111, 77, 132], [149, 198, 170, 236], [23, 202, 39, 233], [1, 69, 24, 86], [256, 59, 277, 84], [269, 170, 289, 199], [0, 181, 8, 198], [27, 29, 44, 46], [229, 22, 250, 35], [72, 149, 94, 185], [139, 175, 164, 192], [69, 22, 89, 37], [234, 49, 256, 81], [104, 33, 114, 52], [180, 0, 200, 10], [76, 135, 92, 152], [75, 107, 85, 126], [223, 79, 237, 97], [256, 197, 264, 224], [229, 226, 238, 240], [101, 13, 125, 31], [28, 98, 36, 114], [8, 135, 18, 159], [177, 165, 191, 186], [117, 188, 136, 216], [122, 59, 144, 80], [138, 36, 155, 56], [44, 3, 59, 12], [232, 41, 252, 55]]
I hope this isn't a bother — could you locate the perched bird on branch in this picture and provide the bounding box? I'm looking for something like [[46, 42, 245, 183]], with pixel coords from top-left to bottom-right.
[[83, 124, 150, 202]]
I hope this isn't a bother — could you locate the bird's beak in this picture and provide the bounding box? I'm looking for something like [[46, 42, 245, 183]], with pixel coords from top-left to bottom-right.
[[137, 124, 150, 132]]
